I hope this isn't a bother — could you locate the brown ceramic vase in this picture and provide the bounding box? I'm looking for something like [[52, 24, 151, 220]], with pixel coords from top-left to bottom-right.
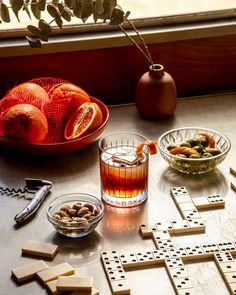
[[135, 64, 177, 119]]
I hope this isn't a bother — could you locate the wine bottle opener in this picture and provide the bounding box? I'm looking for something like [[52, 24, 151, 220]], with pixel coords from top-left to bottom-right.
[[13, 178, 52, 224]]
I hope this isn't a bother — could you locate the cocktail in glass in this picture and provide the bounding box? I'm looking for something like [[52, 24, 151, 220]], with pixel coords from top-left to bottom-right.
[[99, 133, 149, 208]]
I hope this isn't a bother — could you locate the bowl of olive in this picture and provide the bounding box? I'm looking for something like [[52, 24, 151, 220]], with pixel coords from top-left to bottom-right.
[[158, 127, 231, 174]]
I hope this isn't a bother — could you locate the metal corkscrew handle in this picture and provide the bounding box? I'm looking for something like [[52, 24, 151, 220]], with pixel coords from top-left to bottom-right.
[[14, 182, 52, 224]]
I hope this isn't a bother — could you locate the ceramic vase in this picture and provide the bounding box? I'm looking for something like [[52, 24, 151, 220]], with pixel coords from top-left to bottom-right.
[[135, 64, 177, 119]]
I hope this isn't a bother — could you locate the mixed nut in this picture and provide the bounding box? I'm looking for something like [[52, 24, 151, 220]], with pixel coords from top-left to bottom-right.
[[52, 201, 100, 226], [166, 131, 222, 158]]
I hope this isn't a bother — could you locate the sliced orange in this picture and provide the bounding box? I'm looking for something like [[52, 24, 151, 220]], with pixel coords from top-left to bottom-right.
[[136, 140, 158, 157], [64, 102, 103, 141], [198, 131, 215, 148]]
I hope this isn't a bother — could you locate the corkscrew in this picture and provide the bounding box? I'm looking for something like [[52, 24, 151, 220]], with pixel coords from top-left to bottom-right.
[[0, 178, 52, 224]]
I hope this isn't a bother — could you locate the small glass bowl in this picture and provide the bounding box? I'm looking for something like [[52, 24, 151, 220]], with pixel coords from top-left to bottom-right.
[[158, 127, 231, 174], [47, 193, 104, 238]]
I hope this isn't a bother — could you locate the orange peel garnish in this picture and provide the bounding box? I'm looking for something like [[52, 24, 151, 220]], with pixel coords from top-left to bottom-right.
[[136, 140, 158, 157], [198, 131, 215, 148], [170, 147, 200, 156]]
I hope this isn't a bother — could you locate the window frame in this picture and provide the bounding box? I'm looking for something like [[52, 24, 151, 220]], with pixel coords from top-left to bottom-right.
[[1, 8, 236, 57]]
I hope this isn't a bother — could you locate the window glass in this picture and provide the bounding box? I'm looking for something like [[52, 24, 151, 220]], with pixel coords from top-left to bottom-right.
[[1, 0, 236, 33]]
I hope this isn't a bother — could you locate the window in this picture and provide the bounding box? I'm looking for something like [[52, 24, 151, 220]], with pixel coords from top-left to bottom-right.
[[1, 0, 236, 36]]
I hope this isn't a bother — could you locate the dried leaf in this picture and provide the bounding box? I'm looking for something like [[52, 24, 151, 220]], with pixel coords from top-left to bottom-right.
[[73, 1, 82, 18], [31, 0, 41, 19], [109, 4, 124, 25], [27, 24, 41, 37], [10, 0, 23, 21], [54, 16, 63, 29], [23, 1, 32, 19], [58, 3, 73, 21], [26, 35, 42, 48], [38, 0, 46, 11], [94, 0, 116, 20], [81, 0, 93, 19], [38, 19, 52, 33], [0, 3, 10, 22], [39, 30, 49, 41], [47, 3, 60, 18], [94, 0, 104, 14], [65, 0, 76, 9]]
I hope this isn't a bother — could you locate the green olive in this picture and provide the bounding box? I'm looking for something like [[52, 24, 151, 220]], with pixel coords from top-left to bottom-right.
[[179, 141, 191, 148], [192, 144, 205, 154], [175, 154, 188, 158], [166, 143, 178, 151], [189, 154, 201, 158], [198, 136, 209, 147], [202, 152, 213, 158], [205, 148, 222, 156], [189, 138, 201, 147]]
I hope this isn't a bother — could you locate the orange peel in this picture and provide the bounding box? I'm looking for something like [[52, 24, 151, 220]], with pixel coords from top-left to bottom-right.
[[136, 140, 158, 157], [170, 147, 200, 156], [198, 131, 215, 148]]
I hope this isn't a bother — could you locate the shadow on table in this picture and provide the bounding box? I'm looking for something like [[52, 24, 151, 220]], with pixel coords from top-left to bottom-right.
[[157, 166, 228, 197], [48, 230, 104, 266]]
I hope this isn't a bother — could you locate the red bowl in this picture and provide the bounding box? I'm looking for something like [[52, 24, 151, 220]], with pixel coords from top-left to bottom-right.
[[0, 97, 109, 155]]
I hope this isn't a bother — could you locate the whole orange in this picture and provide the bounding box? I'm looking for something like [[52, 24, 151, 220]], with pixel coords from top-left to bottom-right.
[[3, 82, 50, 111], [49, 83, 90, 120], [3, 103, 48, 143]]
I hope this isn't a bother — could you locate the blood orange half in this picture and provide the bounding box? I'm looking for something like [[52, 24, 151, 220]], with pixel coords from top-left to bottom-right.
[[64, 102, 103, 141]]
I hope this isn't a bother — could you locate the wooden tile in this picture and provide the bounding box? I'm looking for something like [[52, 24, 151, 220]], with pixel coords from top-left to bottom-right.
[[106, 269, 126, 281], [214, 252, 234, 263], [155, 221, 174, 233], [217, 242, 236, 253], [184, 246, 206, 260], [139, 223, 157, 237], [110, 279, 131, 294], [101, 251, 120, 261], [192, 197, 210, 209], [206, 194, 225, 207], [186, 218, 205, 232], [154, 239, 175, 250], [181, 210, 201, 220], [57, 275, 93, 291], [71, 288, 99, 295], [103, 259, 124, 271], [167, 267, 189, 279], [11, 260, 49, 283], [201, 244, 220, 257], [152, 249, 171, 264], [165, 258, 185, 269], [176, 289, 197, 295], [119, 253, 139, 269], [217, 261, 236, 273], [37, 262, 74, 284], [136, 251, 156, 266], [152, 230, 171, 241], [173, 277, 194, 290], [231, 182, 236, 193], [178, 202, 197, 213], [230, 167, 236, 177], [22, 240, 58, 259], [171, 220, 190, 234], [169, 248, 188, 260]]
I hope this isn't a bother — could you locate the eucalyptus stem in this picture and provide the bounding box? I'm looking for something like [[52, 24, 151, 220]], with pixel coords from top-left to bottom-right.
[[118, 24, 153, 65], [125, 17, 154, 65]]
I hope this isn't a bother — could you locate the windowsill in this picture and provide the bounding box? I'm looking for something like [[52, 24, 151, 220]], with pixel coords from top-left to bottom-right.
[[1, 17, 236, 57]]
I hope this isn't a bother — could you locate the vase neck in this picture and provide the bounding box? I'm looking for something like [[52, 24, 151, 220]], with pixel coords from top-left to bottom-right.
[[149, 64, 164, 78]]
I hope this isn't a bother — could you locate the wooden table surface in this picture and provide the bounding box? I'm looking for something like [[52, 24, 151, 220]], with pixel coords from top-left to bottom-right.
[[0, 93, 236, 295]]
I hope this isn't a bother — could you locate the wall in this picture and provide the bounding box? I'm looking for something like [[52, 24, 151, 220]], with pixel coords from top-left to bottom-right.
[[0, 34, 236, 105]]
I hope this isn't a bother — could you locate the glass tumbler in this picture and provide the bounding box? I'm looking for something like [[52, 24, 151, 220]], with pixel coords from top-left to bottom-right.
[[99, 132, 149, 208]]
